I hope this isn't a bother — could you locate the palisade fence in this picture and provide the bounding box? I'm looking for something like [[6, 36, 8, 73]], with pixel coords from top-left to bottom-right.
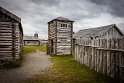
[[74, 37, 124, 81]]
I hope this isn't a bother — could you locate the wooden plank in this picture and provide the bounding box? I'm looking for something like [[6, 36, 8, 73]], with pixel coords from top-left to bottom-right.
[[0, 43, 12, 45], [0, 40, 12, 43], [0, 27, 12, 30], [0, 45, 12, 48], [0, 53, 12, 56], [0, 50, 12, 52], [0, 22, 12, 24], [0, 38, 12, 40], [0, 33, 12, 36], [0, 35, 12, 38], [0, 48, 12, 51], [74, 37, 124, 80], [0, 30, 12, 33], [0, 22, 23, 61]]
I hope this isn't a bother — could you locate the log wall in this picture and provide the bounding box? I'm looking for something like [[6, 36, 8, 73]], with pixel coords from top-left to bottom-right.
[[48, 20, 57, 54], [56, 21, 72, 55], [0, 22, 13, 60], [48, 20, 73, 55], [75, 37, 124, 81], [0, 22, 23, 61], [0, 7, 23, 62]]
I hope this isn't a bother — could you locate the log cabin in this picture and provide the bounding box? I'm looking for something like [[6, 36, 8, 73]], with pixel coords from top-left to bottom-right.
[[73, 24, 123, 39], [23, 33, 40, 46], [73, 24, 124, 81], [0, 7, 23, 62], [48, 17, 74, 55]]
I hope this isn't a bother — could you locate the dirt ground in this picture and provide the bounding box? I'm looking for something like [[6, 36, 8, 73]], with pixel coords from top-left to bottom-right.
[[0, 49, 52, 83]]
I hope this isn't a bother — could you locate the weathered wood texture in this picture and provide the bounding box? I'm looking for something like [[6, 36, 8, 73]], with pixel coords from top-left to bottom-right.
[[48, 17, 74, 55], [0, 22, 23, 61], [75, 37, 124, 81], [48, 20, 57, 54], [0, 7, 21, 23], [0, 7, 23, 61], [56, 21, 72, 55]]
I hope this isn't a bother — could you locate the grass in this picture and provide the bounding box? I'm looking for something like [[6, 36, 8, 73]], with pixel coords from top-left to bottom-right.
[[3, 60, 23, 69], [23, 46, 47, 55], [3, 46, 46, 69], [4, 46, 114, 82], [26, 55, 114, 83], [35, 46, 47, 52]]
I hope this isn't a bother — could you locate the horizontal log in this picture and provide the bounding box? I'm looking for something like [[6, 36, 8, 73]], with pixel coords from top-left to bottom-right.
[[0, 35, 12, 38], [0, 27, 12, 30], [0, 46, 12, 48], [0, 30, 12, 33], [0, 48, 12, 51], [0, 51, 19, 55], [0, 22, 12, 24], [0, 24, 12, 27], [0, 38, 13, 41], [0, 53, 12, 56], [0, 33, 12, 36], [0, 43, 12, 45], [0, 40, 12, 43], [0, 51, 12, 53]]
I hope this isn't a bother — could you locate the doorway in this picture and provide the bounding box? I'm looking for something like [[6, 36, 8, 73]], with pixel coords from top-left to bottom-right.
[[51, 40, 53, 53]]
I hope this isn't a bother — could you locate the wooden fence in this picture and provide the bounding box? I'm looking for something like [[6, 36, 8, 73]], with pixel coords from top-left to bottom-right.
[[74, 37, 124, 81]]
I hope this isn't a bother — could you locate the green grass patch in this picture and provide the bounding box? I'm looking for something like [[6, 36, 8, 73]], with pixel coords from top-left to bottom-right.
[[26, 55, 114, 83], [3, 46, 47, 69], [23, 46, 37, 55], [3, 60, 23, 69], [35, 46, 47, 52], [23, 46, 46, 55]]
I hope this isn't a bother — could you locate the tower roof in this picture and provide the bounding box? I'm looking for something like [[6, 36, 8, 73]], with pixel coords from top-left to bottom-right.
[[48, 16, 74, 23]]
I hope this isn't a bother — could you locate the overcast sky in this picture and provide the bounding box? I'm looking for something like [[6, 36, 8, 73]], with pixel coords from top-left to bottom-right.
[[0, 0, 124, 39]]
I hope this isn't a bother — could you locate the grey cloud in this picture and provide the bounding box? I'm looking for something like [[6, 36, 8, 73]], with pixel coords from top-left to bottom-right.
[[0, 0, 124, 39], [118, 23, 124, 34], [30, 0, 60, 5], [90, 0, 108, 5], [0, 0, 31, 17], [90, 0, 124, 17]]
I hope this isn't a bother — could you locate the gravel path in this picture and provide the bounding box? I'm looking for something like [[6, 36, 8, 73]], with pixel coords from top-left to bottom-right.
[[0, 49, 52, 83]]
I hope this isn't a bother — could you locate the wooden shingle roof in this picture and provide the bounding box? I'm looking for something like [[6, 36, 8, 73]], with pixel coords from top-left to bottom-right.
[[73, 24, 123, 38], [0, 6, 23, 35], [0, 6, 21, 23], [55, 17, 73, 21], [48, 16, 74, 23]]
